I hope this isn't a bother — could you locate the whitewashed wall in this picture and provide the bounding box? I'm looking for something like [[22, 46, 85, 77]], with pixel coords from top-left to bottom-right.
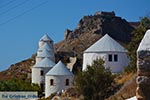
[[32, 67, 52, 85], [82, 52, 130, 73], [45, 75, 74, 98]]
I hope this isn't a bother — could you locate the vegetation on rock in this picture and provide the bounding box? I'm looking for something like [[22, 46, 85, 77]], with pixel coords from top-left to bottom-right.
[[124, 17, 150, 73]]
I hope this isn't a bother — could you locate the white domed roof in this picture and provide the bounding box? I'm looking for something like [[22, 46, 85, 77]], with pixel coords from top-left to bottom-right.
[[33, 57, 55, 68], [137, 29, 150, 52], [37, 49, 54, 58], [46, 61, 74, 76], [85, 34, 127, 53], [38, 42, 53, 51], [40, 34, 53, 42]]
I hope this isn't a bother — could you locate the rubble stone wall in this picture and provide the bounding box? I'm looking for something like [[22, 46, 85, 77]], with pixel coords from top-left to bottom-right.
[[136, 30, 150, 100]]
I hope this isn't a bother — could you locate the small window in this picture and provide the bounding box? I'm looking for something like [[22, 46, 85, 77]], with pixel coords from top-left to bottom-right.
[[39, 50, 42, 52], [50, 79, 54, 86], [40, 70, 44, 76], [108, 54, 112, 62], [114, 54, 118, 62], [49, 41, 52, 44], [66, 79, 69, 86]]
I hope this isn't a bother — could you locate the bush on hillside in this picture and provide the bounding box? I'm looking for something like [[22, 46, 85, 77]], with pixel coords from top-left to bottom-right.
[[0, 78, 41, 94], [124, 17, 150, 73], [74, 59, 115, 100]]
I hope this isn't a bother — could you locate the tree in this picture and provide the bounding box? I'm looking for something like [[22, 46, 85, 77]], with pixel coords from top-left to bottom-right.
[[124, 17, 150, 72], [74, 59, 114, 100]]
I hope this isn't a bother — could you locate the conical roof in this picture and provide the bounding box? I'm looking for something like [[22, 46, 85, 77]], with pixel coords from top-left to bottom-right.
[[37, 49, 54, 57], [33, 57, 55, 68], [85, 34, 127, 53], [40, 34, 53, 42], [38, 42, 53, 51], [46, 61, 74, 76], [137, 29, 150, 51]]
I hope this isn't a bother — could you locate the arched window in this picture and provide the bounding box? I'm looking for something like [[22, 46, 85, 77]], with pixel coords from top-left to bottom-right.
[[66, 79, 69, 86], [50, 79, 54, 86]]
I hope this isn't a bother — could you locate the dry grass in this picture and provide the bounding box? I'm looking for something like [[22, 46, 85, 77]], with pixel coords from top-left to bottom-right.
[[108, 72, 137, 100], [115, 72, 135, 84]]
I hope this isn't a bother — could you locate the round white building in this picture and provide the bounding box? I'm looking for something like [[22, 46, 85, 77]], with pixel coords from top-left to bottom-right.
[[45, 61, 74, 98], [32, 57, 55, 91], [32, 34, 55, 91], [82, 34, 130, 73]]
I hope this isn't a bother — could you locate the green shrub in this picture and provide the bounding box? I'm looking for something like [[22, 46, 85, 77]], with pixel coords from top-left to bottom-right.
[[0, 78, 41, 94], [74, 59, 114, 100], [124, 17, 150, 73]]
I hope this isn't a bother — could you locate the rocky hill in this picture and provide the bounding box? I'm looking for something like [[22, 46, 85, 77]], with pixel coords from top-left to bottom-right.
[[0, 11, 134, 81], [55, 11, 133, 56], [0, 55, 35, 81]]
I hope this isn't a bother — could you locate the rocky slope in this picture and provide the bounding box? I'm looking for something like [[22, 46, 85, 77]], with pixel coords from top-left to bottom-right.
[[55, 11, 133, 56], [0, 55, 35, 81], [0, 11, 134, 82]]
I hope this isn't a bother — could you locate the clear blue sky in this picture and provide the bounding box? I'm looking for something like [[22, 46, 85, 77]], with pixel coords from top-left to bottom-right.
[[0, 0, 150, 71]]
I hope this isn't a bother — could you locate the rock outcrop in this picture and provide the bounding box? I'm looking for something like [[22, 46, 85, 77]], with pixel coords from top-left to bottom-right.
[[55, 11, 134, 55], [64, 29, 72, 40], [67, 11, 133, 43], [136, 29, 150, 100]]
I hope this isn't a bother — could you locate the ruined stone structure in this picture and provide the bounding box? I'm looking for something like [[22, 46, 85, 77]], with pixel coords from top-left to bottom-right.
[[95, 11, 115, 17], [136, 30, 150, 100]]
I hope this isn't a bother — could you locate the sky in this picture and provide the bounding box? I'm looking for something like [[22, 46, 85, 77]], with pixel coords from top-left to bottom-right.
[[0, 0, 150, 71]]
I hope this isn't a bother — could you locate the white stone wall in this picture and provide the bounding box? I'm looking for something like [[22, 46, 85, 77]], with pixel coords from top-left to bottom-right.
[[83, 52, 130, 73], [45, 75, 74, 98], [32, 67, 52, 86]]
